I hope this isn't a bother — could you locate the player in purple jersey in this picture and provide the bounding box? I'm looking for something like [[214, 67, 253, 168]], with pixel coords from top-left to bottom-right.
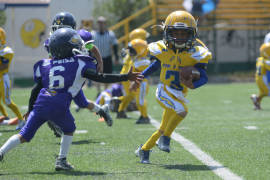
[[0, 28, 143, 171], [44, 12, 110, 137], [96, 83, 123, 114]]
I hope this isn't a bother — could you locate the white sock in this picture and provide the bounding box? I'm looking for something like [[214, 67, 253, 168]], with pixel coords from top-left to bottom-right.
[[92, 103, 101, 113], [58, 135, 73, 159], [0, 134, 21, 154]]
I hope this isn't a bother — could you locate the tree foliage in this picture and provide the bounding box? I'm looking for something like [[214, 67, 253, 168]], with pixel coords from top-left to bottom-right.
[[93, 0, 150, 30]]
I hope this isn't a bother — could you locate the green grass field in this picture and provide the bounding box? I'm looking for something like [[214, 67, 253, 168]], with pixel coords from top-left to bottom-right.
[[0, 82, 270, 180]]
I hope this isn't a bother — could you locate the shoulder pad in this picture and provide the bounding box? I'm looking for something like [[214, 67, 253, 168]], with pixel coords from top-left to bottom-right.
[[0, 46, 14, 56], [190, 46, 212, 63], [148, 41, 165, 56]]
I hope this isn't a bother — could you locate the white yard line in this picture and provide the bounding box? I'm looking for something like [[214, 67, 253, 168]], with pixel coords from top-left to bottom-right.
[[244, 126, 258, 130], [150, 117, 243, 180]]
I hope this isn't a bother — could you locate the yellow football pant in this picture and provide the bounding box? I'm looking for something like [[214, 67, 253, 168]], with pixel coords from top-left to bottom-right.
[[0, 75, 23, 120], [256, 75, 269, 101], [118, 81, 135, 112], [142, 108, 184, 151]]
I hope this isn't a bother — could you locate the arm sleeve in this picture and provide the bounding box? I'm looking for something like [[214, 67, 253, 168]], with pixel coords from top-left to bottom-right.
[[141, 58, 161, 78], [193, 63, 208, 89], [266, 70, 270, 83], [73, 90, 89, 108], [82, 68, 129, 83], [28, 78, 43, 112]]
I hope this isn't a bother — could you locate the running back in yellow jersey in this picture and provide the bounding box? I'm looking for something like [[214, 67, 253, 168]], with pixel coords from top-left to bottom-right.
[[255, 57, 270, 77], [0, 46, 14, 76], [148, 40, 211, 91]]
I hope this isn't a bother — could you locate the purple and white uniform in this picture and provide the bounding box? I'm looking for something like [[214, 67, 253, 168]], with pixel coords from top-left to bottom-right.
[[95, 83, 123, 104], [44, 38, 89, 108], [20, 55, 96, 141]]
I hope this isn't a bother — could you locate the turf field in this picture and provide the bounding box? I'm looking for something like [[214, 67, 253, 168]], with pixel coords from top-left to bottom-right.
[[0, 82, 269, 180]]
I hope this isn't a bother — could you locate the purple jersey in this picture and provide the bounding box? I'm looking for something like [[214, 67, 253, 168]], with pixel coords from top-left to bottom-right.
[[43, 38, 90, 108], [20, 55, 96, 141], [34, 55, 96, 99], [95, 83, 123, 104]]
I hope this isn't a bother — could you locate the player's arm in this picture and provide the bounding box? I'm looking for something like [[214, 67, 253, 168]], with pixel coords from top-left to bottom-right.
[[141, 56, 161, 78], [86, 42, 103, 73], [193, 63, 208, 88], [0, 56, 9, 70], [82, 66, 143, 83], [26, 78, 43, 116]]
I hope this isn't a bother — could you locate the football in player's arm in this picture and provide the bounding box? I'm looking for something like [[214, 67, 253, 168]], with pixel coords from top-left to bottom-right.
[[130, 10, 212, 164]]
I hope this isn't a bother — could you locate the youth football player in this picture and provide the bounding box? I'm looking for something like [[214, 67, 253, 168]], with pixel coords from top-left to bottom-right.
[[131, 11, 212, 163], [250, 43, 270, 110], [0, 27, 25, 130], [0, 28, 143, 170], [117, 28, 149, 119], [44, 12, 112, 137], [118, 39, 151, 123]]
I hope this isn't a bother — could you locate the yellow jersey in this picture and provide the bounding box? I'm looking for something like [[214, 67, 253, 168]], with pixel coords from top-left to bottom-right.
[[132, 56, 151, 73], [0, 46, 14, 76], [148, 40, 211, 91], [255, 57, 270, 77], [120, 54, 133, 74]]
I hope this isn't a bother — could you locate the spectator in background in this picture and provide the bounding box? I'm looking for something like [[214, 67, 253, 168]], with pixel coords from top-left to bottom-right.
[[183, 0, 219, 20], [92, 16, 119, 95]]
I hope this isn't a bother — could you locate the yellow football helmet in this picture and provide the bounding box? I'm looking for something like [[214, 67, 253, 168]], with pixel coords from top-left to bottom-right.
[[260, 43, 270, 58], [129, 28, 148, 41], [163, 10, 197, 50], [0, 27, 6, 46], [128, 39, 148, 58]]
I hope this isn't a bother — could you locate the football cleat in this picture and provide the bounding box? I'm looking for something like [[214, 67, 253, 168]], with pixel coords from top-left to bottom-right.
[[47, 121, 62, 137], [250, 94, 261, 110], [15, 120, 25, 131], [135, 144, 150, 164], [157, 135, 171, 153], [116, 111, 128, 119], [97, 104, 113, 127], [135, 116, 150, 124], [55, 157, 74, 171]]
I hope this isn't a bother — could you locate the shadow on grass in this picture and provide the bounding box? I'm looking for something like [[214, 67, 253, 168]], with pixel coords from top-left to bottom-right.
[[72, 139, 101, 145], [0, 129, 16, 133], [160, 164, 224, 171], [1, 170, 106, 176]]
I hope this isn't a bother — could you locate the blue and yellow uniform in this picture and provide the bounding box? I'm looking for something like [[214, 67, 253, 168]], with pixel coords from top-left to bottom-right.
[[118, 39, 151, 123], [0, 43, 23, 124], [251, 43, 270, 110], [134, 11, 212, 164]]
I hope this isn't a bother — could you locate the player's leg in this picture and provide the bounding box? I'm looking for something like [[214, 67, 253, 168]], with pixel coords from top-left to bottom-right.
[[2, 74, 24, 128], [0, 111, 46, 161], [135, 108, 173, 163], [117, 81, 132, 118], [158, 96, 188, 153], [0, 77, 9, 122], [53, 111, 76, 171], [135, 81, 150, 124], [251, 76, 268, 110]]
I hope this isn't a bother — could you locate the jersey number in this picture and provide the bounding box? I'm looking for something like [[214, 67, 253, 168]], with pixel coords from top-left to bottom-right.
[[49, 66, 65, 89], [165, 70, 182, 90]]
